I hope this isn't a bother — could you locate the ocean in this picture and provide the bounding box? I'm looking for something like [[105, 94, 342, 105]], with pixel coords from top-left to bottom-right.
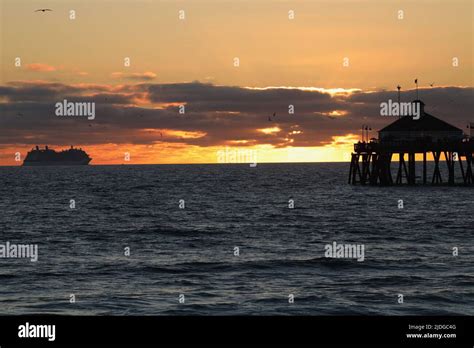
[[0, 163, 472, 315]]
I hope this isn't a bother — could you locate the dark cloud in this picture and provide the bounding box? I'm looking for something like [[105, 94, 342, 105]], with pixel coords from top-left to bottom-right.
[[0, 81, 472, 148]]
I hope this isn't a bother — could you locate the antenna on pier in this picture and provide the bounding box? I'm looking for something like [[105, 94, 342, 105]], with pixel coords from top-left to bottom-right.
[[397, 85, 401, 119], [361, 124, 371, 142]]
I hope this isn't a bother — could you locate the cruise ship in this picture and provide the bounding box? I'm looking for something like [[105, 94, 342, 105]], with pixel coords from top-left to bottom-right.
[[23, 146, 92, 166]]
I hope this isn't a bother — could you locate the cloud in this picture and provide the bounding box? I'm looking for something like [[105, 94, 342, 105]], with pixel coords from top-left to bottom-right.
[[25, 63, 57, 72], [0, 81, 472, 151], [111, 71, 157, 81]]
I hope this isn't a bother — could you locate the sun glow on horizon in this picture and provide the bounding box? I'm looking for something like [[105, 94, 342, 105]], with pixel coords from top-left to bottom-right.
[[0, 133, 360, 166]]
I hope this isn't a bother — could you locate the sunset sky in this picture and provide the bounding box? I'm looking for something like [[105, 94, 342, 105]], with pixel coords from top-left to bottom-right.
[[0, 0, 472, 165]]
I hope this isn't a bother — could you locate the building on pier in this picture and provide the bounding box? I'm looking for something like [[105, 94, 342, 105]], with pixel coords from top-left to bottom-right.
[[378, 100, 464, 142], [349, 100, 474, 185]]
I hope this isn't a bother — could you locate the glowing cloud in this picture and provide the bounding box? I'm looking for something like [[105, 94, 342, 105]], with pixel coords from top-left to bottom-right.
[[258, 127, 281, 134], [111, 72, 157, 80], [25, 63, 57, 72]]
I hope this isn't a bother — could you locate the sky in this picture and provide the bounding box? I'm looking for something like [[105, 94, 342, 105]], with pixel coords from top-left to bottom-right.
[[0, 0, 472, 165]]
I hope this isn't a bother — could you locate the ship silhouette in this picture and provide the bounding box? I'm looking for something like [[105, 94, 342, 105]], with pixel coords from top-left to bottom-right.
[[23, 146, 92, 166]]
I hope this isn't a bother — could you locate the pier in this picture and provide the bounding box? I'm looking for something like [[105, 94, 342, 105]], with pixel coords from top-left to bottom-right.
[[349, 100, 474, 186]]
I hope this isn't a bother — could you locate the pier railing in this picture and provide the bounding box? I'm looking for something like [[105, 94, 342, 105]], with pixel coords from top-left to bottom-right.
[[354, 138, 474, 154]]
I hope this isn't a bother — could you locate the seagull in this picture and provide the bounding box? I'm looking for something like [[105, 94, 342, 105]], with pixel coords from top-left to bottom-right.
[[35, 9, 53, 12]]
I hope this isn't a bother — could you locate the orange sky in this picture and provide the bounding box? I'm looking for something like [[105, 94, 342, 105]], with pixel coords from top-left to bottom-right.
[[0, 0, 472, 165]]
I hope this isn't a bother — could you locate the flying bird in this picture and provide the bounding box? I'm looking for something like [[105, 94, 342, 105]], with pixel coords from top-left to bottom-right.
[[35, 9, 53, 12]]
